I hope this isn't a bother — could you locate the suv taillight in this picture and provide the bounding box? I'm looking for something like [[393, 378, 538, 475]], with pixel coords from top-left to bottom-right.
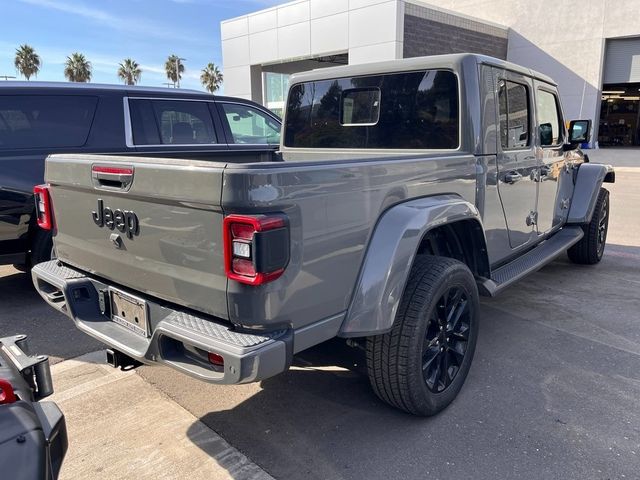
[[34, 184, 53, 230], [223, 214, 289, 285]]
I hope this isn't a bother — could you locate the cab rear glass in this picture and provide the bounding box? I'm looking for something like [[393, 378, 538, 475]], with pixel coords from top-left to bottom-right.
[[0, 95, 97, 149], [284, 70, 459, 149]]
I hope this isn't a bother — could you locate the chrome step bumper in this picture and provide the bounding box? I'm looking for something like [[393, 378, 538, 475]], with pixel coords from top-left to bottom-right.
[[32, 260, 292, 384]]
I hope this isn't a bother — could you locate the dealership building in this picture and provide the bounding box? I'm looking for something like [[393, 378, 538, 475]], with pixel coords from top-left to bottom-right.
[[221, 0, 640, 147]]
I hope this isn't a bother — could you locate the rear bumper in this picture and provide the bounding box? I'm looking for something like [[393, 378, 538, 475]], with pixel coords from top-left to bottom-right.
[[32, 260, 293, 385]]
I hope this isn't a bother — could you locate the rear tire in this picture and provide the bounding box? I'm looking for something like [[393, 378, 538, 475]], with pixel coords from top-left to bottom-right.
[[568, 188, 609, 265], [366, 255, 479, 416], [30, 229, 55, 267]]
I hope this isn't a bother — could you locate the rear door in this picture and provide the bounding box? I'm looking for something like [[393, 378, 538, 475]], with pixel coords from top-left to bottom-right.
[[494, 68, 538, 249]]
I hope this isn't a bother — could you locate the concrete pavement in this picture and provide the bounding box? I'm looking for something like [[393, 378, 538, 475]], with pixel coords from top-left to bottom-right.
[[48, 351, 272, 480]]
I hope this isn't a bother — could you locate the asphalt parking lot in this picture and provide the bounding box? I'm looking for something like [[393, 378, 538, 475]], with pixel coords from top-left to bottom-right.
[[1, 149, 639, 479]]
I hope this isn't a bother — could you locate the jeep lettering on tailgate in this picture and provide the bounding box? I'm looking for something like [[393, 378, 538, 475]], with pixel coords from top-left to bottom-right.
[[92, 199, 139, 238]]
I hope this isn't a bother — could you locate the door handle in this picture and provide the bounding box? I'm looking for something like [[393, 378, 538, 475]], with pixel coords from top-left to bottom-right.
[[504, 171, 522, 184]]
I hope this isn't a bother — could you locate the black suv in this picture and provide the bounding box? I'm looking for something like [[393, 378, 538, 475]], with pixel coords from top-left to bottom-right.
[[0, 82, 281, 269]]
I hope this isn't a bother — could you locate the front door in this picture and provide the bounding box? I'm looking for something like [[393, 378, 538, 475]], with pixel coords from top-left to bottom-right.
[[494, 69, 538, 249], [534, 85, 571, 234]]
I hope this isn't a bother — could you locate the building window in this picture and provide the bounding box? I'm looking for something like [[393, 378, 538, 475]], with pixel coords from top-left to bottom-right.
[[264, 72, 289, 118]]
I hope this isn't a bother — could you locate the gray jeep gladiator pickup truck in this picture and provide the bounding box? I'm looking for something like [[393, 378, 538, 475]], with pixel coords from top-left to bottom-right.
[[32, 54, 614, 416]]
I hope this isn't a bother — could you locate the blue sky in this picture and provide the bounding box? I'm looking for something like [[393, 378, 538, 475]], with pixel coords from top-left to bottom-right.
[[1, 0, 284, 92]]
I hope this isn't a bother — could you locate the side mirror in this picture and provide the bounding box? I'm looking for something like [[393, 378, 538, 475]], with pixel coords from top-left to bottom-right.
[[568, 119, 591, 145], [540, 122, 553, 146]]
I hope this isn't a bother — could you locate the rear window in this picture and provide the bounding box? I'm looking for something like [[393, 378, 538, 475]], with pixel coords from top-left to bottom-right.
[[129, 99, 217, 145], [0, 95, 97, 149], [284, 70, 459, 149]]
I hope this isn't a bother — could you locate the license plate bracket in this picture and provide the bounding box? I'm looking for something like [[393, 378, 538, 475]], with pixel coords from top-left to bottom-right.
[[109, 288, 149, 338]]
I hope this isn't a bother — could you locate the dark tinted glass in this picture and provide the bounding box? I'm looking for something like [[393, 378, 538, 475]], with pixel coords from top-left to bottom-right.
[[284, 70, 458, 149], [341, 88, 380, 125], [0, 95, 97, 149], [129, 99, 217, 145], [498, 81, 530, 149]]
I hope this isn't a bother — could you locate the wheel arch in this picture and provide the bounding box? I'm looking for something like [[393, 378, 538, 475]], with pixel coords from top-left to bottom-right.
[[339, 194, 489, 338], [568, 163, 614, 225]]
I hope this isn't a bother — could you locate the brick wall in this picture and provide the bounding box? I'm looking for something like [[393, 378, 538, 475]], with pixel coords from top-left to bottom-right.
[[403, 11, 508, 60]]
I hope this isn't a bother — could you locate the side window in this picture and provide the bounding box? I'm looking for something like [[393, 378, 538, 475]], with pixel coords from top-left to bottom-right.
[[0, 95, 97, 149], [221, 103, 281, 145], [498, 80, 530, 149], [129, 99, 217, 145], [537, 90, 563, 146]]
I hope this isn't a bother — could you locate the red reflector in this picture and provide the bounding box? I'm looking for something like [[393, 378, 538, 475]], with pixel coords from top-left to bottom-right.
[[92, 165, 133, 175], [208, 352, 224, 366], [230, 223, 255, 240], [33, 184, 53, 231], [232, 257, 256, 276], [0, 379, 17, 405]]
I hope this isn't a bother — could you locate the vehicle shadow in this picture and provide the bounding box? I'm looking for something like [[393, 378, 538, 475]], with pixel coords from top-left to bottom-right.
[[0, 267, 101, 362], [185, 249, 640, 480]]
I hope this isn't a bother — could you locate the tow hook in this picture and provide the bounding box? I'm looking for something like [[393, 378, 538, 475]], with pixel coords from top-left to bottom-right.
[[106, 349, 141, 370]]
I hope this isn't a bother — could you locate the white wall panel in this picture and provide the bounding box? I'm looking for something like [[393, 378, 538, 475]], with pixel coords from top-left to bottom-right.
[[278, 22, 311, 59], [310, 13, 348, 54], [249, 29, 280, 64], [221, 17, 248, 40], [278, 1, 310, 27], [248, 10, 278, 33], [310, 0, 348, 19], [348, 1, 399, 48]]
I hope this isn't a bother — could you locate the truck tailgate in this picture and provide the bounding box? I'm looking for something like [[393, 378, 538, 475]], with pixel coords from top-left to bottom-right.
[[46, 154, 228, 319]]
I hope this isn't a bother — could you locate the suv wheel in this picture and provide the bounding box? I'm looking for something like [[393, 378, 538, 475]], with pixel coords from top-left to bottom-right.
[[30, 229, 54, 267], [568, 188, 609, 265], [366, 255, 479, 416]]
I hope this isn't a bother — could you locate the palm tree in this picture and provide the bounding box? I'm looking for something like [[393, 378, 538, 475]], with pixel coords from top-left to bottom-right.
[[14, 44, 41, 80], [64, 53, 92, 82], [165, 54, 184, 87], [117, 58, 142, 85], [200, 63, 223, 93]]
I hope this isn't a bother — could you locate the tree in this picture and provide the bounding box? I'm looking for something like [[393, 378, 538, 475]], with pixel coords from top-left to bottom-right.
[[200, 63, 223, 93], [164, 54, 184, 87], [117, 58, 142, 86], [14, 44, 41, 81], [64, 53, 92, 82]]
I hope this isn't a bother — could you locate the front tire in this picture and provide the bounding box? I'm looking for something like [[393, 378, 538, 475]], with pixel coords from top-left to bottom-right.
[[366, 255, 479, 416], [568, 188, 609, 265]]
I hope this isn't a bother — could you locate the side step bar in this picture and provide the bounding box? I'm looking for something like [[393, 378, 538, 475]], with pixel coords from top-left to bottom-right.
[[479, 226, 584, 297]]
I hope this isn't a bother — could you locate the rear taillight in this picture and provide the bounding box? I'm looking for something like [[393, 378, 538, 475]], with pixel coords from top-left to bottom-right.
[[33, 184, 53, 230], [223, 214, 289, 285], [0, 379, 17, 405]]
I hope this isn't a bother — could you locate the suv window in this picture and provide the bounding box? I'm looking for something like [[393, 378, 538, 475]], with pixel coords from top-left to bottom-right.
[[498, 80, 530, 149], [0, 95, 97, 149], [537, 90, 563, 146], [220, 103, 280, 145], [284, 70, 459, 149], [129, 99, 217, 145]]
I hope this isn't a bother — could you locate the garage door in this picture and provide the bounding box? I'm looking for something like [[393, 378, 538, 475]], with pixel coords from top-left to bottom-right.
[[604, 37, 640, 84]]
